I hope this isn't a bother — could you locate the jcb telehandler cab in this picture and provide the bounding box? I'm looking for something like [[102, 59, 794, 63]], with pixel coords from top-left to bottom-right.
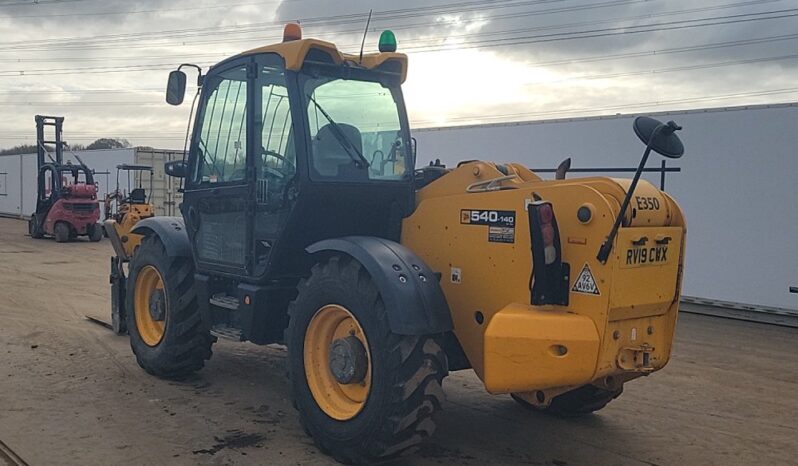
[[113, 25, 687, 464], [28, 115, 102, 243]]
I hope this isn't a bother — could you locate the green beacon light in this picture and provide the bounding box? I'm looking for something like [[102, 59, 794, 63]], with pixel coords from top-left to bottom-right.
[[379, 30, 397, 53]]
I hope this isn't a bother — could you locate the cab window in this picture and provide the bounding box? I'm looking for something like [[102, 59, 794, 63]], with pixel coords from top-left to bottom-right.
[[257, 62, 295, 206], [193, 65, 248, 184], [304, 77, 409, 182]]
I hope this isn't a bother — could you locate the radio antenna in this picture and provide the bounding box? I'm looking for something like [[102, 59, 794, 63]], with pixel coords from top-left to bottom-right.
[[359, 9, 373, 64]]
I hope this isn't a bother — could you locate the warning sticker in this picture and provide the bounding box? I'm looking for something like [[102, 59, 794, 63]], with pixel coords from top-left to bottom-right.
[[572, 263, 600, 295], [488, 226, 515, 243]]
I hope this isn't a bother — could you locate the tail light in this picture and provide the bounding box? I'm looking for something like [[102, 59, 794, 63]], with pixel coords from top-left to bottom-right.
[[528, 200, 570, 306]]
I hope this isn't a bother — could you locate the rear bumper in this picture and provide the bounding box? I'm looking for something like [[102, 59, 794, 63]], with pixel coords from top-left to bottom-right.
[[482, 302, 676, 394]]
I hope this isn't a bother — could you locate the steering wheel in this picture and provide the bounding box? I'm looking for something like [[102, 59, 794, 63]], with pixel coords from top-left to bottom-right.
[[261, 147, 295, 179]]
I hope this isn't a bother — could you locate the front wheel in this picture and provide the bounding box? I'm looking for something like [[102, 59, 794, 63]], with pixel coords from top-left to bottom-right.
[[28, 215, 43, 239], [88, 223, 103, 242], [286, 256, 447, 464], [54, 222, 70, 243], [126, 235, 214, 378]]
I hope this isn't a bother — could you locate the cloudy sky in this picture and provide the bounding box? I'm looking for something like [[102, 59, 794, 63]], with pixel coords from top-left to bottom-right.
[[0, 0, 796, 149]]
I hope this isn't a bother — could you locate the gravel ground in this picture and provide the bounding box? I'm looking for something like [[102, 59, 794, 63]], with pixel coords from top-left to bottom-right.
[[0, 217, 796, 466]]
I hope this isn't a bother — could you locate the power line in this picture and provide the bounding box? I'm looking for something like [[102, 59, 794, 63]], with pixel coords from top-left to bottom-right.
[[2, 29, 797, 87], [1, 8, 795, 76], [0, 5, 795, 70], [1, 0, 286, 17], [402, 9, 798, 52], [0, 0, 557, 48], [0, 0, 788, 65], [410, 88, 798, 126], [0, 0, 90, 7]]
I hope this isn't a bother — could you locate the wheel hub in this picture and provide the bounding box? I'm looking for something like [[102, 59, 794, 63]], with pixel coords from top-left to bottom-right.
[[329, 336, 368, 385], [148, 289, 166, 321]]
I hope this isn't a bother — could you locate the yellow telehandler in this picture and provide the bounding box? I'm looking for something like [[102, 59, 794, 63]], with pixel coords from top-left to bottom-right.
[[111, 24, 687, 464], [104, 164, 155, 334]]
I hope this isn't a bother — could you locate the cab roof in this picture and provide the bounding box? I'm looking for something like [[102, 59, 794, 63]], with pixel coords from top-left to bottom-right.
[[228, 38, 409, 83]]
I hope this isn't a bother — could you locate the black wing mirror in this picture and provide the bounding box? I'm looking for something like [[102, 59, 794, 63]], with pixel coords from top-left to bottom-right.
[[633, 116, 684, 158], [166, 70, 187, 106], [164, 160, 187, 178]]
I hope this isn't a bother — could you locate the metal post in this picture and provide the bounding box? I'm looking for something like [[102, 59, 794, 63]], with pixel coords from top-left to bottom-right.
[[660, 159, 667, 191], [19, 154, 24, 218]]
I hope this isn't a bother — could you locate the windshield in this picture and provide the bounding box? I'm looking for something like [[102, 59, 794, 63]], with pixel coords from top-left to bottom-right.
[[303, 75, 411, 182]]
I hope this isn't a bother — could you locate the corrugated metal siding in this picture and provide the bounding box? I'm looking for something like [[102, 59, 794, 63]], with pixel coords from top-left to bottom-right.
[[133, 149, 184, 217], [0, 148, 137, 218], [413, 103, 798, 312], [0, 154, 24, 217]]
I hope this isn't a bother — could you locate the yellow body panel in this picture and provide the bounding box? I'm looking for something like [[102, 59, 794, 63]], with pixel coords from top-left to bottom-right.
[[111, 203, 154, 258], [401, 162, 686, 394], [236, 39, 408, 82], [484, 305, 599, 393]]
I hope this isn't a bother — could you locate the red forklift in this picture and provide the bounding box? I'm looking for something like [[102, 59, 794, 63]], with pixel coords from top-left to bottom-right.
[[28, 115, 102, 242]]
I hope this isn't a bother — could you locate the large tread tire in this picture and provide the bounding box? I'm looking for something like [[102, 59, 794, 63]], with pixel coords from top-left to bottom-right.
[[28, 215, 43, 239], [512, 384, 623, 417], [286, 255, 447, 464], [126, 235, 213, 378], [88, 224, 103, 242], [53, 222, 70, 243]]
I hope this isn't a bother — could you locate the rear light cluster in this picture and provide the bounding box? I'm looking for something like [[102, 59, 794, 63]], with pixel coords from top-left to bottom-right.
[[528, 200, 570, 306], [538, 204, 557, 265]]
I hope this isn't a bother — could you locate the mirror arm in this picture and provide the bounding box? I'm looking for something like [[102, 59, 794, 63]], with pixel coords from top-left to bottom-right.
[[178, 63, 204, 86], [596, 125, 663, 264]]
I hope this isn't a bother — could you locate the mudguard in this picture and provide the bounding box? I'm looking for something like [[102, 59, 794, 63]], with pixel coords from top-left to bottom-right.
[[131, 217, 191, 257], [307, 236, 454, 336]]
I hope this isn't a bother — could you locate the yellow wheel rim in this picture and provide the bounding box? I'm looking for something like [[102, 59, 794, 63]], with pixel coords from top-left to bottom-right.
[[134, 265, 166, 347], [304, 304, 372, 421]]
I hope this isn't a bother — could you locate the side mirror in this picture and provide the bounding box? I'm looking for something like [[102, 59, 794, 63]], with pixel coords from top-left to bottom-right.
[[633, 116, 684, 158], [166, 70, 187, 106], [164, 160, 187, 178]]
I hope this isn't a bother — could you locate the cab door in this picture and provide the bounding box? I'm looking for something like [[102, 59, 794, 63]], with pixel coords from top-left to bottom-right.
[[251, 54, 300, 277], [183, 58, 255, 275]]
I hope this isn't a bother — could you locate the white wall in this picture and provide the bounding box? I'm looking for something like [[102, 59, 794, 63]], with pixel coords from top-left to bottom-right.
[[414, 103, 798, 311], [0, 148, 136, 217]]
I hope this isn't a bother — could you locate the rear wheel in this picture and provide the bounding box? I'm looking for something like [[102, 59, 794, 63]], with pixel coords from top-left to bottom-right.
[[28, 215, 43, 239], [54, 222, 70, 243], [512, 384, 623, 417], [88, 224, 103, 242], [126, 235, 213, 378], [286, 256, 447, 464]]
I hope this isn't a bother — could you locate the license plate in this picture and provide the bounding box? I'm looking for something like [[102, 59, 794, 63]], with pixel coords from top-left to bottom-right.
[[622, 245, 670, 268]]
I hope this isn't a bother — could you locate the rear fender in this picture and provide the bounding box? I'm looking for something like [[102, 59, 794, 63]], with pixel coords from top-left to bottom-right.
[[131, 217, 191, 257], [307, 236, 454, 336]]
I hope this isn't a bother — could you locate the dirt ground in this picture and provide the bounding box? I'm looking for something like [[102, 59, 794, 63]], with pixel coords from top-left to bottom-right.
[[0, 217, 796, 466]]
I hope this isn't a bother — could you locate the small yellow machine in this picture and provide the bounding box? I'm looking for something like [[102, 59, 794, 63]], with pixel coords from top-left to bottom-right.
[[114, 24, 687, 463], [104, 164, 155, 334]]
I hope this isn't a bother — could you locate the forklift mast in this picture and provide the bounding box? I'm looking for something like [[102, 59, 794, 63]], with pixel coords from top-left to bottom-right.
[[35, 115, 65, 169]]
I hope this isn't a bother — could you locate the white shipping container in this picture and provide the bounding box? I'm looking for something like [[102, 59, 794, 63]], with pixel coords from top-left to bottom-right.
[[1, 103, 794, 313], [134, 149, 185, 217], [413, 103, 798, 312], [0, 148, 185, 220]]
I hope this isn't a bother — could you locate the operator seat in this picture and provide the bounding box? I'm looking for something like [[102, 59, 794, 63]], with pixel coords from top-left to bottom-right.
[[129, 188, 146, 204], [312, 123, 366, 180]]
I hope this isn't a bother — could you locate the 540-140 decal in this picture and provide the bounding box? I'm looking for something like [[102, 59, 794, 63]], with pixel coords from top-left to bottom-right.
[[460, 209, 516, 243]]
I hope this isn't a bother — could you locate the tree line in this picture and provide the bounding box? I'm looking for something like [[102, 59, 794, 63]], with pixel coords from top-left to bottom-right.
[[0, 138, 132, 155]]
